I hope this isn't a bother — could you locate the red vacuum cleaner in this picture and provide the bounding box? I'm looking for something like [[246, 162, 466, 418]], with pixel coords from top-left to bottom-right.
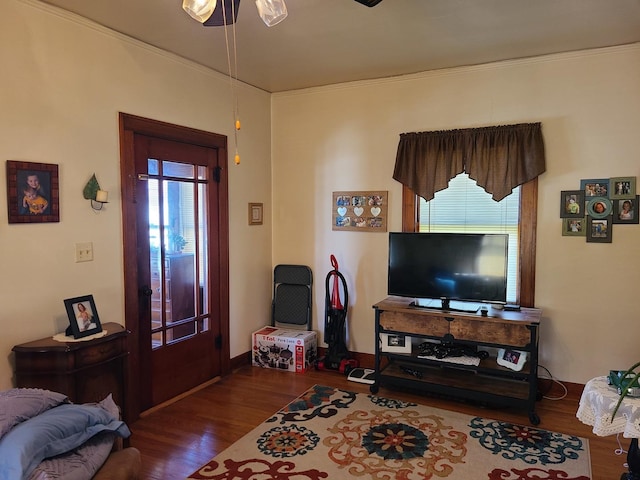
[[316, 255, 358, 372]]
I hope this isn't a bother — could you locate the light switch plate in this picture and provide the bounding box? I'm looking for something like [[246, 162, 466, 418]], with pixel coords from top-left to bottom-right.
[[75, 242, 93, 262]]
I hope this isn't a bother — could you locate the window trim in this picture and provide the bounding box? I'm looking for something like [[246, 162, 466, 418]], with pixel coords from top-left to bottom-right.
[[401, 178, 537, 307]]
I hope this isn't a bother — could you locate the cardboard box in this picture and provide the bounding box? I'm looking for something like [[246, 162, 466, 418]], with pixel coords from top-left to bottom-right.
[[252, 327, 317, 373]]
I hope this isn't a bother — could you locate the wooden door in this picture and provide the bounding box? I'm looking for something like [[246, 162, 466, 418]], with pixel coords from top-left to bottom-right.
[[119, 114, 230, 419]]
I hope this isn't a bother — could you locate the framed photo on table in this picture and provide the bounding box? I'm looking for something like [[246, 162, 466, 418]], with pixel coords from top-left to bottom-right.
[[64, 295, 102, 339], [497, 348, 527, 371], [380, 333, 411, 353]]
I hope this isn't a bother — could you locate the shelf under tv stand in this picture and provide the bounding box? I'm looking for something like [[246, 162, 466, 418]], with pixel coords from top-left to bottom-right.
[[372, 296, 542, 425]]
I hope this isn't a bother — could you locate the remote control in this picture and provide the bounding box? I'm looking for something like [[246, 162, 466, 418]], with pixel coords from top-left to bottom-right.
[[400, 365, 423, 379]]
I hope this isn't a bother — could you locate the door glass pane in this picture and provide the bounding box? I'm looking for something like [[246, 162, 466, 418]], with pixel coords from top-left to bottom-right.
[[147, 158, 207, 349], [164, 177, 196, 343], [148, 177, 164, 348], [164, 160, 194, 179], [198, 182, 209, 332]]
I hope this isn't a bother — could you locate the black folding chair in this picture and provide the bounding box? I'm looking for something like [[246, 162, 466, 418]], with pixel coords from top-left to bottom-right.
[[271, 265, 313, 330]]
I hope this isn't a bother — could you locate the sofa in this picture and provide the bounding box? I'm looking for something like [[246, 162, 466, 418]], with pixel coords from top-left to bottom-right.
[[93, 446, 141, 480]]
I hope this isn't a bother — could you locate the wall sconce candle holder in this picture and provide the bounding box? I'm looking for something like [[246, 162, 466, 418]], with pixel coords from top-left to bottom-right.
[[83, 174, 109, 211]]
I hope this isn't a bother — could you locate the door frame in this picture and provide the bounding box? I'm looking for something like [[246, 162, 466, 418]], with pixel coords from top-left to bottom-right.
[[119, 113, 230, 421]]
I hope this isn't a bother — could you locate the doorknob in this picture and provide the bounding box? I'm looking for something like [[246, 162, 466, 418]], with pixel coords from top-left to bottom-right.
[[140, 286, 153, 297]]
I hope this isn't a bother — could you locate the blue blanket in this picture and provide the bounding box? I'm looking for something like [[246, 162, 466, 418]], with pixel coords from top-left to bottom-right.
[[0, 389, 130, 480]]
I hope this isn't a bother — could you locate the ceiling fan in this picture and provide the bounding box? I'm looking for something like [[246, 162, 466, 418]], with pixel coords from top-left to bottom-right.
[[183, 0, 383, 27]]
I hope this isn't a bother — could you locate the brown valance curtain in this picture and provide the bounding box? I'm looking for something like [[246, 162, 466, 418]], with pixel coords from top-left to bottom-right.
[[393, 122, 546, 202]]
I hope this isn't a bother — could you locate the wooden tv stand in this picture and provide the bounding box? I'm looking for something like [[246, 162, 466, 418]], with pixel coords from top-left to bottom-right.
[[372, 296, 542, 424]]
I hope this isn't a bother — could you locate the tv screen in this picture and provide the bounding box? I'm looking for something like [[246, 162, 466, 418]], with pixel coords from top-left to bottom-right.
[[388, 232, 508, 309]]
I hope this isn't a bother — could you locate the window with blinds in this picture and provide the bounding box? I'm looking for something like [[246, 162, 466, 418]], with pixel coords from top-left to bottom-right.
[[418, 173, 520, 303]]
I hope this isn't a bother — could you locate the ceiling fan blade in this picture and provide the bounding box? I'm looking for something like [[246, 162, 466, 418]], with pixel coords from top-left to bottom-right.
[[353, 0, 383, 6], [203, 0, 241, 26]]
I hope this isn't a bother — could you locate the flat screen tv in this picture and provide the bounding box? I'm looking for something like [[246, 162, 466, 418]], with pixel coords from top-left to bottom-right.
[[387, 232, 508, 312]]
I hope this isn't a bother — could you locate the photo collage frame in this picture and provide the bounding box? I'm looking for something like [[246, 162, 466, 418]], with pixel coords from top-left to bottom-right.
[[560, 176, 638, 243], [332, 190, 388, 232]]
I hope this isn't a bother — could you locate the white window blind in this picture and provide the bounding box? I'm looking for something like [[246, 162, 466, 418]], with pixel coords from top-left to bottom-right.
[[419, 173, 520, 303]]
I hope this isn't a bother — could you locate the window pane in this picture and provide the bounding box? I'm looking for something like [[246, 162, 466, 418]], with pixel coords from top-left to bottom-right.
[[164, 161, 195, 179], [419, 173, 520, 303]]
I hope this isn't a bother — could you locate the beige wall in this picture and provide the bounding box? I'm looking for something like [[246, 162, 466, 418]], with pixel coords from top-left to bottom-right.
[[272, 44, 640, 384], [0, 0, 273, 390], [2, 0, 638, 391]]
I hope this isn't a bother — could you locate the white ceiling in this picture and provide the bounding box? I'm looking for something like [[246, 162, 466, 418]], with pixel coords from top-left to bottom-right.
[[40, 0, 640, 93]]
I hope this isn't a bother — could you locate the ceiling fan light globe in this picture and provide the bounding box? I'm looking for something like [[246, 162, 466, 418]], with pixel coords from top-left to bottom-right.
[[255, 0, 288, 27], [182, 0, 218, 23]]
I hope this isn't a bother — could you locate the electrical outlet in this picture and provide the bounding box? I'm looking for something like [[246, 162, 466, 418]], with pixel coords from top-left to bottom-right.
[[75, 242, 94, 262]]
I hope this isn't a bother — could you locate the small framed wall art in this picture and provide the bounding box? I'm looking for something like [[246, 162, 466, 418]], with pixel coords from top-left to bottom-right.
[[6, 160, 60, 223], [248, 203, 263, 225], [332, 190, 387, 232], [612, 195, 639, 224], [586, 216, 613, 243], [561, 218, 586, 236], [580, 178, 609, 198], [586, 197, 612, 219], [559, 190, 584, 218], [609, 176, 636, 200]]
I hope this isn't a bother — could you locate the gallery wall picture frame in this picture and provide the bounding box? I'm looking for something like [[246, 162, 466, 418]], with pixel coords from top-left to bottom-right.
[[559, 190, 585, 218], [6, 160, 60, 224], [63, 295, 103, 339], [612, 195, 639, 224], [609, 176, 636, 200], [586, 216, 613, 243], [586, 197, 612, 219], [580, 178, 609, 198], [248, 202, 263, 225], [562, 217, 586, 236], [332, 190, 388, 232]]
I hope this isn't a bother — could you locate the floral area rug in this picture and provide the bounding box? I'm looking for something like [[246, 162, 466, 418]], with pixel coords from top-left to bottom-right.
[[187, 384, 591, 479]]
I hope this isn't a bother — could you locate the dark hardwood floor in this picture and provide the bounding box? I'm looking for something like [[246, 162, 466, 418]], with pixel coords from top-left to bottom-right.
[[129, 365, 627, 479]]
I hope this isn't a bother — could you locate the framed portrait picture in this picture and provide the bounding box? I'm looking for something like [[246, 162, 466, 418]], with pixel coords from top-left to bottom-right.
[[586, 216, 613, 243], [64, 295, 102, 339], [562, 217, 586, 236], [6, 161, 60, 224], [612, 195, 639, 224], [586, 197, 612, 219], [559, 190, 584, 218], [609, 176, 636, 200], [580, 178, 609, 198]]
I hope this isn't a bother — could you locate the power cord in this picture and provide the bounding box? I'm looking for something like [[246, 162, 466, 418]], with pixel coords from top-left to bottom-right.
[[537, 367, 629, 467], [615, 433, 628, 460], [537, 364, 568, 400]]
